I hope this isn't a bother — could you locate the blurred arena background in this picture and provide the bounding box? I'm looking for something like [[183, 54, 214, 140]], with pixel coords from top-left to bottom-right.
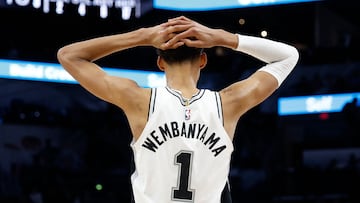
[[0, 0, 359, 202]]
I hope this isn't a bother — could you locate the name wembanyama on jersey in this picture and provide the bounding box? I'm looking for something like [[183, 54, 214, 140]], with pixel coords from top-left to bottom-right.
[[141, 121, 227, 157]]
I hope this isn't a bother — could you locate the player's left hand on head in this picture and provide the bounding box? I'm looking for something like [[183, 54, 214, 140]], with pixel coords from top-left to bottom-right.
[[164, 16, 218, 49]]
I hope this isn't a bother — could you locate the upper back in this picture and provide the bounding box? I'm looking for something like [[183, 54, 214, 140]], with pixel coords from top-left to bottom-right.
[[130, 86, 234, 203]]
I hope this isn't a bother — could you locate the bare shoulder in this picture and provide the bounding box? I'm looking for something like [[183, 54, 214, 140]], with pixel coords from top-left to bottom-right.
[[105, 75, 151, 139], [220, 71, 278, 121], [219, 80, 249, 122], [105, 75, 151, 111]]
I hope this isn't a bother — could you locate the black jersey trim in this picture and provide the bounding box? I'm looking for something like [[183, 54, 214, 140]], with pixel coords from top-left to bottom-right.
[[190, 90, 205, 104], [148, 88, 157, 120], [215, 92, 224, 126], [130, 156, 136, 203], [165, 86, 205, 106], [221, 180, 232, 203]]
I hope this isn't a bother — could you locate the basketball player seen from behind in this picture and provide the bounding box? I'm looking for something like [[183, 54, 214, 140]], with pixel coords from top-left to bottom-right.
[[57, 16, 299, 203]]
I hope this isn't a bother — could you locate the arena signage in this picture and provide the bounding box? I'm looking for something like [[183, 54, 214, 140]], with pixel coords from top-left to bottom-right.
[[3, 0, 152, 20], [278, 93, 360, 116], [0, 59, 166, 88]]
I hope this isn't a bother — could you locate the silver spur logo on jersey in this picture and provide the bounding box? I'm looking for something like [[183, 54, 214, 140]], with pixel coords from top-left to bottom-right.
[[141, 121, 227, 157]]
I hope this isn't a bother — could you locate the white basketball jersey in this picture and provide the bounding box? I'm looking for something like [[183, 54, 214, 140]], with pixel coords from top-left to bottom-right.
[[131, 86, 234, 203]]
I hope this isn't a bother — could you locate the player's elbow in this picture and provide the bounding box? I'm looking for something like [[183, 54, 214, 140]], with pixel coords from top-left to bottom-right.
[[57, 45, 82, 71], [289, 45, 300, 66], [57, 46, 71, 65]]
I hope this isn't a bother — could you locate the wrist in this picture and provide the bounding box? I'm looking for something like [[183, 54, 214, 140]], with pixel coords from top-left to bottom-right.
[[217, 30, 238, 49], [134, 28, 150, 46]]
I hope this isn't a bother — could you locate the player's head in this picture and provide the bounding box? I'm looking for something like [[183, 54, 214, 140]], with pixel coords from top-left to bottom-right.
[[156, 45, 204, 65]]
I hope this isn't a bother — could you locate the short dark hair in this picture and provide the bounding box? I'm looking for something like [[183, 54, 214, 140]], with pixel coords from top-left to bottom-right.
[[156, 45, 204, 64]]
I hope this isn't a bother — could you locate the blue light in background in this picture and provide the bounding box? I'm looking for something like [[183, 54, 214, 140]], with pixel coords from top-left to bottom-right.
[[0, 59, 166, 88], [154, 0, 321, 11], [278, 93, 360, 116]]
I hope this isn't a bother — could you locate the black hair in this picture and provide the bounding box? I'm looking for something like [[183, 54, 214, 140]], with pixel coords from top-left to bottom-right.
[[156, 45, 204, 64]]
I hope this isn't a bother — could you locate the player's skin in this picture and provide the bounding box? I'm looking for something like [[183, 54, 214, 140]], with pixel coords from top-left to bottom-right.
[[57, 16, 278, 142]]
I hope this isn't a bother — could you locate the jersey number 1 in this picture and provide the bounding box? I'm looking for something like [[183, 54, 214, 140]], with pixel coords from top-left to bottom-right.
[[172, 151, 195, 202]]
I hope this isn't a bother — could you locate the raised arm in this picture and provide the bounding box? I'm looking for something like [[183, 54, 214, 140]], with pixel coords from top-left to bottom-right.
[[222, 34, 299, 124], [57, 29, 147, 107], [57, 21, 185, 110], [57, 20, 189, 139]]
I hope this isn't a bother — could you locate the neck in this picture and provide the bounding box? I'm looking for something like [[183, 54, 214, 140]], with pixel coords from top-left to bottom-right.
[[165, 64, 200, 99]]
